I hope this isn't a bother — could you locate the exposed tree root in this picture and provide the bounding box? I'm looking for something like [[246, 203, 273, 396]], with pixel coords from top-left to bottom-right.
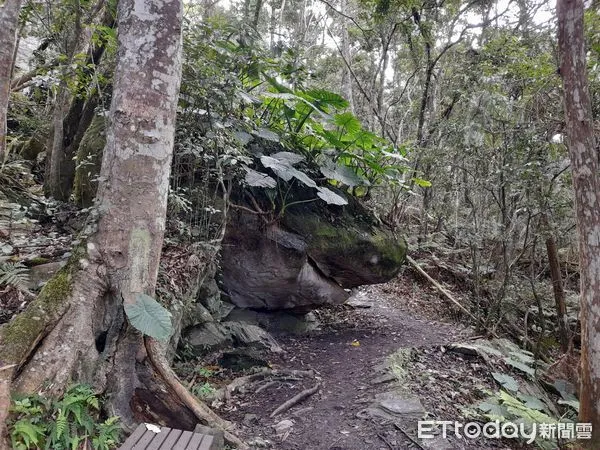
[[254, 380, 278, 394], [144, 338, 248, 449], [210, 368, 316, 403], [270, 382, 320, 418]]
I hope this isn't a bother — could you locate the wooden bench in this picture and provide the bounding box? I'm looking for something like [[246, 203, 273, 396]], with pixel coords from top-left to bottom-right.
[[118, 423, 216, 450]]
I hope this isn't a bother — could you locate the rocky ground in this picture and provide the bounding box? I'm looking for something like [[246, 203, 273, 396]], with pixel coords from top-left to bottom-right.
[[178, 273, 538, 450]]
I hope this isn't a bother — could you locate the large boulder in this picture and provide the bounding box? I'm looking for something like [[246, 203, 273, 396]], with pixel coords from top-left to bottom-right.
[[221, 196, 406, 311]]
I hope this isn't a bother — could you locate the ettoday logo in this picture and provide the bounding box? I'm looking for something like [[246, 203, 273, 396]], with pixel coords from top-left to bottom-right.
[[418, 420, 592, 443]]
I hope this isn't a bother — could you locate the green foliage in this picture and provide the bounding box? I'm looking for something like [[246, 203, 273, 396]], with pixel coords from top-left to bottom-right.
[[0, 262, 30, 291], [195, 367, 215, 378], [177, 15, 414, 221], [254, 77, 411, 188], [191, 382, 216, 399], [477, 390, 560, 450], [9, 385, 121, 450], [124, 293, 173, 342]]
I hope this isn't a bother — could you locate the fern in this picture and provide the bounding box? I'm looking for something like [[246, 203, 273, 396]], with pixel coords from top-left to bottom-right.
[[8, 384, 122, 450], [54, 409, 67, 440], [0, 262, 30, 291]]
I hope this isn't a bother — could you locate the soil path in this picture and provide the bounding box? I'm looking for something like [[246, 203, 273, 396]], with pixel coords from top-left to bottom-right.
[[220, 279, 479, 450]]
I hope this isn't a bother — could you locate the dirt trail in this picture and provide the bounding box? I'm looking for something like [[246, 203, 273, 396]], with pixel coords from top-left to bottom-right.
[[218, 278, 496, 450]]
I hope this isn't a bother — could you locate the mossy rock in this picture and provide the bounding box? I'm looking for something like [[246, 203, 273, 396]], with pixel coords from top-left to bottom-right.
[[18, 136, 46, 161], [282, 197, 406, 288], [221, 187, 406, 311]]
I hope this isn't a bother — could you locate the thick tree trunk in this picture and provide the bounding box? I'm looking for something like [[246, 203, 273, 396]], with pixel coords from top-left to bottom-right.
[[557, 0, 600, 445], [0, 0, 22, 165], [1, 0, 244, 447]]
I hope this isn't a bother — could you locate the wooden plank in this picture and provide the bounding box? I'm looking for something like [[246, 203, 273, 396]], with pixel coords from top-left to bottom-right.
[[143, 426, 171, 450], [172, 430, 194, 449], [158, 428, 183, 450], [119, 423, 147, 450], [187, 432, 214, 450], [131, 427, 159, 450], [198, 434, 216, 450], [119, 424, 217, 450]]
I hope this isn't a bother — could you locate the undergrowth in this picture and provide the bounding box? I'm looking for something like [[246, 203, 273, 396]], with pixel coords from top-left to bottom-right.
[[8, 384, 122, 450]]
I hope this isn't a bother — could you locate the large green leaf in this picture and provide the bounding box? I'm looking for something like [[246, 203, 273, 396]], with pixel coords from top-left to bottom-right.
[[244, 166, 277, 188], [304, 89, 349, 110], [124, 293, 172, 341], [260, 153, 316, 187], [254, 128, 280, 142], [491, 372, 519, 392], [260, 155, 295, 181], [289, 167, 317, 188], [334, 112, 361, 135], [317, 187, 347, 205], [262, 92, 331, 120], [319, 158, 364, 187], [271, 151, 305, 165]]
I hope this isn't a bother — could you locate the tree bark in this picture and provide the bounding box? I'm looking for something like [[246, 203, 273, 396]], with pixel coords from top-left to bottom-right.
[[0, 0, 248, 447], [557, 0, 600, 445], [544, 228, 570, 353], [0, 0, 22, 165], [339, 0, 354, 114]]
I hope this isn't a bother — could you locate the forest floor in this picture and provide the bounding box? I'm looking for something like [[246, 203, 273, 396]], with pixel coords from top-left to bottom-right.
[[0, 195, 545, 449], [205, 272, 533, 450]]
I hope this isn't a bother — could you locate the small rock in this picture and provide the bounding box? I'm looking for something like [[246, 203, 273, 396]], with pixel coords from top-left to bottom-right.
[[360, 392, 426, 422], [223, 321, 283, 353], [184, 322, 232, 355], [219, 348, 270, 371], [243, 413, 259, 426], [273, 419, 294, 441], [27, 261, 66, 290], [0, 243, 14, 255], [371, 372, 396, 385], [346, 291, 373, 308], [185, 302, 214, 328]]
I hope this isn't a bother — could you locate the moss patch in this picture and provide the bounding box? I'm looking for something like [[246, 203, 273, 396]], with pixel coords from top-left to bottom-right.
[[283, 206, 407, 283], [0, 246, 85, 365]]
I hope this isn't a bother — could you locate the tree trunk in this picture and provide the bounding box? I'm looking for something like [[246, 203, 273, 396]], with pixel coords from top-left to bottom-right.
[[544, 229, 570, 353], [0, 0, 244, 446], [252, 0, 263, 29], [339, 0, 354, 114], [557, 0, 600, 445], [45, 9, 114, 201], [0, 0, 22, 165]]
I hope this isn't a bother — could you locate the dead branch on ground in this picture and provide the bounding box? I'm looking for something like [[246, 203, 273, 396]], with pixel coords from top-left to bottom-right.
[[270, 382, 320, 418]]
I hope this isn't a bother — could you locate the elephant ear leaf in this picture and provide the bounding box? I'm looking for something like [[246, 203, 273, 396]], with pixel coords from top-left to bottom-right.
[[317, 187, 348, 205], [125, 293, 172, 341], [244, 166, 277, 188]]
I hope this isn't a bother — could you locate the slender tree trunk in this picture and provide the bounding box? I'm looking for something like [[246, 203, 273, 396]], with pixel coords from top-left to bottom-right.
[[339, 0, 354, 113], [543, 227, 570, 353], [557, 0, 600, 445], [0, 0, 22, 165], [252, 0, 263, 29]]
